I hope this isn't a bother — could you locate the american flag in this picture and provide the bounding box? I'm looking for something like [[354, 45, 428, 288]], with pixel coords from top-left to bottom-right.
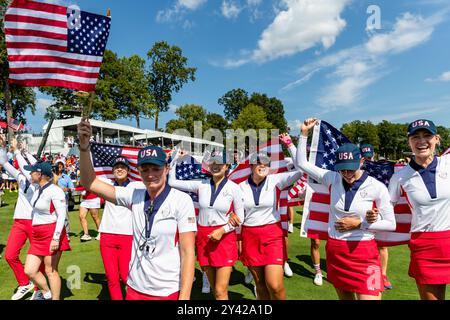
[[174, 154, 207, 216], [5, 0, 111, 91], [7, 117, 24, 131], [91, 143, 141, 182], [300, 120, 412, 246]]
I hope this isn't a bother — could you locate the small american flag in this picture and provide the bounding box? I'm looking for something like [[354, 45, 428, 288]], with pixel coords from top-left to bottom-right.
[[8, 117, 24, 131], [300, 120, 411, 246], [5, 0, 111, 91], [91, 143, 141, 182]]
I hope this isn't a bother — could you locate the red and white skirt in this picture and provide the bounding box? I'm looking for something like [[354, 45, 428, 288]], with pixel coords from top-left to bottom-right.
[[28, 223, 71, 256], [240, 222, 287, 266], [326, 238, 384, 296], [409, 230, 450, 285], [196, 225, 238, 267]]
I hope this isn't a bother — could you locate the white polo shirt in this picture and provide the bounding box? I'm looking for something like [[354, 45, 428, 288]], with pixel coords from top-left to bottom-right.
[[389, 154, 450, 232], [30, 182, 67, 241], [297, 136, 396, 241], [240, 171, 304, 226], [2, 162, 35, 220], [98, 178, 145, 236], [115, 184, 197, 297], [168, 169, 244, 232]]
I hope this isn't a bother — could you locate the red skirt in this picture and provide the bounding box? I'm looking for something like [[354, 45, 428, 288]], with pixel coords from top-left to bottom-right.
[[28, 223, 71, 256], [409, 230, 450, 285], [240, 222, 287, 266], [196, 225, 238, 267], [326, 238, 383, 296], [125, 286, 179, 300]]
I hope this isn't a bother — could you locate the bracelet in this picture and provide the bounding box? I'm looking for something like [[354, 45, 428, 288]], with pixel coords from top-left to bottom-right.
[[78, 144, 90, 152]]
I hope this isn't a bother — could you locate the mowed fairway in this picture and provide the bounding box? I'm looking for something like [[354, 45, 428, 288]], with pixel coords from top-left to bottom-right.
[[0, 190, 427, 300]]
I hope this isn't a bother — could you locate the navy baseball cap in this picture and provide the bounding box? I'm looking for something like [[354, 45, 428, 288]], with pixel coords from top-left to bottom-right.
[[407, 119, 437, 136], [137, 146, 167, 167], [335, 143, 362, 171], [360, 144, 374, 158], [112, 156, 129, 168], [24, 161, 53, 177]]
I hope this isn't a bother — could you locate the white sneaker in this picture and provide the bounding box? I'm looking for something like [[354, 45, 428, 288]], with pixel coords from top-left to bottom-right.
[[201, 272, 210, 294], [95, 233, 101, 241], [30, 290, 45, 300], [80, 234, 92, 241], [288, 223, 294, 233], [284, 261, 293, 278], [11, 282, 34, 300], [313, 273, 323, 286], [244, 270, 253, 284]]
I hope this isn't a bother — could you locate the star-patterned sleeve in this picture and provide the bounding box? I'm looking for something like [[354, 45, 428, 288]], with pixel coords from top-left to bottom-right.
[[168, 163, 202, 193]]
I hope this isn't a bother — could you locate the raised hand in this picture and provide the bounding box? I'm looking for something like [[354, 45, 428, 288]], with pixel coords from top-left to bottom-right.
[[301, 118, 318, 137], [77, 118, 92, 151]]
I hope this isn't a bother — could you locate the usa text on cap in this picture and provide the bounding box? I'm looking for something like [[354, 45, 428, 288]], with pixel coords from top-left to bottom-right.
[[137, 146, 167, 167], [407, 119, 437, 136], [334, 143, 362, 171]]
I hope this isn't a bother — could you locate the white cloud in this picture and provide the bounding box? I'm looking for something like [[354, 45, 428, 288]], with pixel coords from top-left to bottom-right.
[[365, 13, 435, 55], [426, 71, 450, 82], [169, 104, 179, 113], [156, 0, 207, 23], [281, 10, 445, 111], [247, 0, 262, 6], [221, 0, 242, 19], [224, 0, 351, 66], [36, 98, 54, 112]]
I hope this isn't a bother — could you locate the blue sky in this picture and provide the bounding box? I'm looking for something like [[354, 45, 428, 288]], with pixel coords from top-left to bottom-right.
[[26, 0, 450, 134]]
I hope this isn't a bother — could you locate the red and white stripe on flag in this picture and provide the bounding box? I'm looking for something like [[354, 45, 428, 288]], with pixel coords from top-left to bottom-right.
[[5, 0, 108, 91], [228, 138, 295, 235], [300, 164, 412, 246], [93, 146, 142, 182]]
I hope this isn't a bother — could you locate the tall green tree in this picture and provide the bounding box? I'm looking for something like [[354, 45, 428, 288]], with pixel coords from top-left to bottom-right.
[[205, 113, 229, 134], [165, 104, 207, 136], [147, 41, 196, 131], [231, 103, 273, 132], [249, 93, 288, 133], [376, 121, 408, 160], [218, 88, 249, 122], [341, 120, 379, 151], [1, 0, 36, 124], [437, 126, 450, 153]]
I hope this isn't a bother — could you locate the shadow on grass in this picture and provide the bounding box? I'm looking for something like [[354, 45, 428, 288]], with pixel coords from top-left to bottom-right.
[[190, 267, 253, 300], [0, 244, 5, 256], [60, 277, 74, 300], [84, 272, 110, 300], [294, 255, 327, 275]]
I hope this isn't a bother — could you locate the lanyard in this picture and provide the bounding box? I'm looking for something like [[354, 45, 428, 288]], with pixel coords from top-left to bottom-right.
[[32, 181, 53, 208], [114, 179, 131, 187]]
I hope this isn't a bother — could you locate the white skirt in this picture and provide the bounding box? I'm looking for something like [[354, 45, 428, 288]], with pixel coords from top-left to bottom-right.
[[80, 197, 101, 209]]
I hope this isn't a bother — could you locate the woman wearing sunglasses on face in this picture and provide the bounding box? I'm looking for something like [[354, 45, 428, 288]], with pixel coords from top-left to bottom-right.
[[168, 150, 244, 300], [235, 134, 304, 300], [296, 118, 396, 300], [389, 119, 450, 300]]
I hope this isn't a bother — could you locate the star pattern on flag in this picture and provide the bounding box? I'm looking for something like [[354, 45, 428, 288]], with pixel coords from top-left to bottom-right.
[[68, 11, 111, 56], [91, 143, 122, 167], [175, 156, 206, 180], [363, 160, 395, 187], [315, 121, 351, 171]]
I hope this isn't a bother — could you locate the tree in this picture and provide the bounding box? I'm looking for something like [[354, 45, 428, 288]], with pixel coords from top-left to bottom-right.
[[249, 93, 288, 133], [341, 120, 379, 151], [218, 88, 249, 122], [205, 113, 229, 134], [165, 104, 207, 136], [437, 126, 450, 153], [147, 41, 196, 131], [231, 103, 273, 132], [1, 0, 36, 124], [376, 121, 408, 160]]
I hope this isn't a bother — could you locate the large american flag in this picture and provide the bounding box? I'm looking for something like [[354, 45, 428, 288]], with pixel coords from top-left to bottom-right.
[[5, 0, 111, 91], [91, 143, 141, 182], [300, 120, 412, 246]]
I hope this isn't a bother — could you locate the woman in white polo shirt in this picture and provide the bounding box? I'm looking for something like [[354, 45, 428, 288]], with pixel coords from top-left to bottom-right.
[[236, 135, 304, 300], [78, 118, 196, 300], [23, 161, 70, 300], [98, 156, 144, 300], [389, 119, 450, 300], [296, 118, 396, 300], [168, 149, 244, 300]]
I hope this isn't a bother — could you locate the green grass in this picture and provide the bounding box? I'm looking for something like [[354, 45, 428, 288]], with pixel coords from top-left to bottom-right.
[[0, 190, 427, 300]]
